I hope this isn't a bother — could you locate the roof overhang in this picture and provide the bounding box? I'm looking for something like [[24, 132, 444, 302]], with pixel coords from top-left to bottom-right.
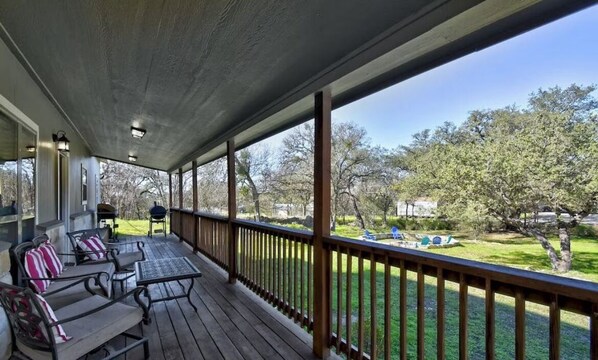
[[0, 0, 594, 173]]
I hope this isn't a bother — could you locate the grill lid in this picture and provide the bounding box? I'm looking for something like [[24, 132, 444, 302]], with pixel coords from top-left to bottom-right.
[[149, 201, 167, 220]]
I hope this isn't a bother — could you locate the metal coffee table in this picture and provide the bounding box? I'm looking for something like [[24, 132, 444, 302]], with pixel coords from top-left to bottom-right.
[[135, 257, 202, 312]]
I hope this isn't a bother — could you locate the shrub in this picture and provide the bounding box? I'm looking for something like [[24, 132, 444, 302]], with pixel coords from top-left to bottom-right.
[[572, 224, 597, 238]]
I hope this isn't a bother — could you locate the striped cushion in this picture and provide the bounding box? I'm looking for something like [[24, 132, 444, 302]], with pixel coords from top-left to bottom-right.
[[24, 249, 50, 293], [79, 235, 107, 260], [39, 242, 64, 278], [35, 294, 72, 343]]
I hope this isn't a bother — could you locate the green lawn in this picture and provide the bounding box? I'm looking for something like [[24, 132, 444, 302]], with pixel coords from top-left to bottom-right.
[[120, 218, 596, 358]]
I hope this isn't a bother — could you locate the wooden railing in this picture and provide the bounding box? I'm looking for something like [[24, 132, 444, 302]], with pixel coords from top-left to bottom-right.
[[324, 235, 598, 360], [170, 208, 181, 236], [197, 212, 229, 270], [168, 208, 598, 360], [179, 209, 195, 248], [234, 219, 315, 330]]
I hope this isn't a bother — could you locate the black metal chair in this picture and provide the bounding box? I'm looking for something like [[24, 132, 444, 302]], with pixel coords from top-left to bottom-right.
[[67, 228, 146, 292], [11, 235, 114, 309], [0, 280, 149, 360]]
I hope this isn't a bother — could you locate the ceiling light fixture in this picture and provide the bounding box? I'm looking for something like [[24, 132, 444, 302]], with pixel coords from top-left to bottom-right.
[[128, 155, 138, 162], [52, 131, 70, 152], [131, 126, 146, 139]]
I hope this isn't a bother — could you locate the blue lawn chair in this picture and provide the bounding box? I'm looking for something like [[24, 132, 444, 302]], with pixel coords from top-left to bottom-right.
[[420, 236, 431, 246], [391, 226, 403, 240], [432, 236, 442, 245], [363, 230, 376, 240]]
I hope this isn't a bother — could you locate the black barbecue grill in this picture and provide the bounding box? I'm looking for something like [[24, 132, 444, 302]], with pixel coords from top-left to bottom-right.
[[148, 202, 167, 237], [97, 203, 119, 240]]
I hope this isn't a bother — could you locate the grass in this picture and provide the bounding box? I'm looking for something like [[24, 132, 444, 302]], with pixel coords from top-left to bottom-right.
[[119, 218, 596, 359]]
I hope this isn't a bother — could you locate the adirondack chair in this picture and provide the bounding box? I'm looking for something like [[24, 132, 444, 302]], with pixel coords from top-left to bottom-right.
[[420, 236, 431, 246], [391, 226, 404, 240], [363, 230, 376, 240]]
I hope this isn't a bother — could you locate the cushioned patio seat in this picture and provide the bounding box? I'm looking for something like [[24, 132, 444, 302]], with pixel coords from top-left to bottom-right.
[[12, 235, 115, 309], [16, 295, 144, 360], [43, 262, 114, 309]]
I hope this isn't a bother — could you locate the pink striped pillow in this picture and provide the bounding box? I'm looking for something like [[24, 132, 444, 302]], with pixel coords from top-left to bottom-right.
[[24, 249, 50, 293], [79, 235, 107, 260], [39, 242, 64, 278], [35, 294, 72, 343]]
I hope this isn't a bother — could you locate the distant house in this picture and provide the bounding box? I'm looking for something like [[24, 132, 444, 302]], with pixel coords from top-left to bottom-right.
[[397, 199, 437, 217]]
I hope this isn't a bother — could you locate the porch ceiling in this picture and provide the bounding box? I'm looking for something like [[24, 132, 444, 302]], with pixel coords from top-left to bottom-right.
[[0, 0, 594, 172]]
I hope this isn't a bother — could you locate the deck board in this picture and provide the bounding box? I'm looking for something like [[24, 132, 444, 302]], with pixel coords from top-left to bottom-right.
[[106, 234, 331, 360]]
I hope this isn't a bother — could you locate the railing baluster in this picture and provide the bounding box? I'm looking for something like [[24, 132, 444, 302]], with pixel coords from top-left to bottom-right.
[[336, 244, 342, 353], [459, 274, 468, 360], [300, 239, 305, 325], [294, 237, 299, 321], [347, 250, 353, 359], [283, 235, 288, 312], [417, 264, 424, 360], [358, 253, 364, 360], [371, 253, 377, 360], [308, 239, 312, 326], [515, 291, 525, 360], [485, 279, 495, 360], [437, 268, 445, 360], [549, 295, 560, 360], [384, 256, 390, 360], [278, 233, 282, 309], [400, 260, 407, 360], [591, 303, 597, 360], [270, 232, 275, 302]]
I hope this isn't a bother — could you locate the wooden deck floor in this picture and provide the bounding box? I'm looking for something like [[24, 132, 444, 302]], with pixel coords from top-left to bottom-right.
[[109, 234, 331, 360]]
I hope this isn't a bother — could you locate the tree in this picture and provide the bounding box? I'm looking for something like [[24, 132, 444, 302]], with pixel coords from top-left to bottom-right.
[[400, 84, 598, 272], [235, 144, 274, 221]]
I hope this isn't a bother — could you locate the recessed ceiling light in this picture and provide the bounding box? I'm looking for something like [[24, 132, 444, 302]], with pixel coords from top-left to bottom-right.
[[131, 126, 146, 139], [128, 155, 137, 162]]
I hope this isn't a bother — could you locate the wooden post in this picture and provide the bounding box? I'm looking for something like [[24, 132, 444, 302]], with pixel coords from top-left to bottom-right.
[[168, 173, 173, 234], [227, 140, 237, 284], [192, 160, 199, 253], [178, 168, 183, 242], [313, 89, 331, 358]]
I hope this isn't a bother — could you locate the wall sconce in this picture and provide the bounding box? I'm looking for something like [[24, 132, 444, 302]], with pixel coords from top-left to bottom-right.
[[131, 126, 146, 139], [128, 155, 137, 162], [26, 145, 36, 153], [52, 131, 70, 152]]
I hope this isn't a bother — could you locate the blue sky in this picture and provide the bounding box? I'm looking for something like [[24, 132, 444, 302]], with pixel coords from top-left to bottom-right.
[[266, 4, 598, 150]]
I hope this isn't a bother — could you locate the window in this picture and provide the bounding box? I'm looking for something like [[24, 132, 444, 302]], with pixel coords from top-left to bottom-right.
[[0, 110, 37, 244]]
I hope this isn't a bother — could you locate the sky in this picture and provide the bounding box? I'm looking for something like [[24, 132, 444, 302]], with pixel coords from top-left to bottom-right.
[[266, 4, 598, 150]]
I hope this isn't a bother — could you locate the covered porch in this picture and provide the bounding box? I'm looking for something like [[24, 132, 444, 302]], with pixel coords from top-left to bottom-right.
[[0, 1, 597, 359], [111, 233, 325, 360]]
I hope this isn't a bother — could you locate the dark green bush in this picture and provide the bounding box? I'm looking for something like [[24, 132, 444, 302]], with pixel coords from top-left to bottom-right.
[[572, 224, 597, 238]]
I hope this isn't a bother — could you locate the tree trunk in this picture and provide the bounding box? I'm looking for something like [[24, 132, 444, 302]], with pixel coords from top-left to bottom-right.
[[405, 202, 408, 218], [350, 194, 366, 230], [382, 210, 388, 226], [252, 189, 260, 222], [531, 230, 563, 272], [557, 226, 572, 272]]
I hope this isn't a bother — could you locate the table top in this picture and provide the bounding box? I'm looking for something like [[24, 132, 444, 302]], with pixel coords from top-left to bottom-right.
[[135, 257, 202, 285]]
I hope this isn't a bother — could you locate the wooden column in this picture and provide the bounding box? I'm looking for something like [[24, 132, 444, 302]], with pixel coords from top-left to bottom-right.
[[192, 160, 199, 253], [227, 140, 237, 284], [168, 173, 173, 233], [313, 89, 331, 358], [178, 168, 183, 242]]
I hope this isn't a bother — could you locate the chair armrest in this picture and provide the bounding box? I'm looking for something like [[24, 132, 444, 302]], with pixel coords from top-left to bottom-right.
[[41, 276, 97, 297], [50, 287, 150, 326]]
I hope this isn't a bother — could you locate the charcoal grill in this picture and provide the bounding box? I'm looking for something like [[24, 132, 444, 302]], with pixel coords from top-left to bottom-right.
[[148, 201, 167, 237], [97, 203, 119, 240]]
